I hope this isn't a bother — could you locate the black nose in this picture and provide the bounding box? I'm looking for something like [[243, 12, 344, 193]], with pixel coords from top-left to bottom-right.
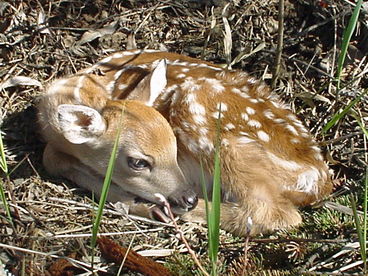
[[183, 193, 198, 210], [168, 190, 198, 213]]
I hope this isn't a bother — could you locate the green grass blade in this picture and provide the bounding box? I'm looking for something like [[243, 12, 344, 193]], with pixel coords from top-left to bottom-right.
[[0, 131, 12, 224], [200, 159, 210, 224], [0, 131, 8, 174], [354, 114, 368, 270], [90, 106, 125, 264], [350, 195, 366, 266], [363, 169, 368, 271], [335, 0, 363, 90], [353, 113, 368, 139], [323, 89, 367, 133], [209, 146, 221, 276], [208, 107, 222, 276]]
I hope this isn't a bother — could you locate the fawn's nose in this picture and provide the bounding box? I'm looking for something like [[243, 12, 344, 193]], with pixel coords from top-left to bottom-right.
[[183, 193, 198, 210], [168, 190, 198, 213]]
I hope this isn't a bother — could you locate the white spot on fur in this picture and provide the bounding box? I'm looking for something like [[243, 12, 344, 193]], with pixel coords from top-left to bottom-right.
[[267, 152, 302, 171], [250, 98, 259, 103], [199, 136, 214, 153], [177, 73, 186, 79], [183, 92, 197, 104], [212, 111, 224, 119], [221, 138, 230, 147], [237, 136, 255, 144], [287, 114, 298, 121], [311, 145, 321, 152], [270, 101, 280, 108], [189, 101, 206, 115], [181, 68, 190, 73], [274, 118, 286, 124], [248, 120, 261, 128], [314, 153, 323, 161], [257, 130, 270, 142], [241, 113, 249, 121], [296, 168, 320, 194], [291, 138, 300, 144], [198, 127, 208, 136], [106, 80, 115, 94], [216, 102, 227, 112], [181, 120, 191, 130], [245, 107, 255, 115], [168, 60, 221, 71], [285, 125, 299, 136], [264, 110, 274, 119], [112, 52, 125, 59], [143, 49, 162, 53], [232, 87, 241, 94], [181, 78, 201, 92], [224, 123, 235, 131], [193, 115, 207, 125], [118, 83, 128, 90], [201, 78, 225, 93], [114, 68, 126, 80]]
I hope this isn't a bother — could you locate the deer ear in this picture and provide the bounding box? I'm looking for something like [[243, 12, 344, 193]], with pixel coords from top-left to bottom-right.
[[127, 59, 167, 106], [57, 104, 106, 144]]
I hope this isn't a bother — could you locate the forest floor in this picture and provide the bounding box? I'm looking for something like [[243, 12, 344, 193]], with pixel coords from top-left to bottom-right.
[[0, 0, 367, 275]]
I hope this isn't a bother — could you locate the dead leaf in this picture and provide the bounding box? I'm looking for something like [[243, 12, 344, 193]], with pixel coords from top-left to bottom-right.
[[97, 237, 172, 276], [78, 21, 118, 45], [37, 10, 51, 34], [0, 76, 42, 90]]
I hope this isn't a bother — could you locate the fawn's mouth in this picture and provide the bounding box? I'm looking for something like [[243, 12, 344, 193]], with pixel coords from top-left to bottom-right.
[[134, 194, 193, 218]]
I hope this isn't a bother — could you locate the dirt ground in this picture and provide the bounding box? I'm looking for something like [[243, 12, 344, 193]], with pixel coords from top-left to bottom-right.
[[0, 0, 367, 275]]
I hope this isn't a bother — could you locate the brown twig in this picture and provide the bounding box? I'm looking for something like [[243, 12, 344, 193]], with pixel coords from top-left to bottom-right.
[[97, 237, 171, 276], [155, 193, 210, 276], [272, 0, 285, 88]]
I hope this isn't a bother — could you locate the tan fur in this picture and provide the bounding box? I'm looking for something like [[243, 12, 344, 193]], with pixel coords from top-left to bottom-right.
[[38, 49, 332, 236]]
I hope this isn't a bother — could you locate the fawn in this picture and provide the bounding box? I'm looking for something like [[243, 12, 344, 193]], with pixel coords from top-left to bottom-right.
[[38, 49, 332, 236]]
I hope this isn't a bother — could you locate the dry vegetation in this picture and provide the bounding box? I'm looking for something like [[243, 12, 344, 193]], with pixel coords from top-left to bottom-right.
[[0, 0, 367, 275]]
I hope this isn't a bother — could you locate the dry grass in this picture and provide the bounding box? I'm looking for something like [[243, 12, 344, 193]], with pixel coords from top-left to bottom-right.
[[0, 0, 367, 275]]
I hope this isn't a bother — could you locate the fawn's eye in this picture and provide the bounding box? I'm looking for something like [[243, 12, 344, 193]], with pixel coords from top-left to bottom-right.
[[127, 157, 151, 170]]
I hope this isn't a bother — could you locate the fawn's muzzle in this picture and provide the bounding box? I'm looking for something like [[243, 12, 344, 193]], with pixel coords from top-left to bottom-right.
[[168, 190, 198, 214]]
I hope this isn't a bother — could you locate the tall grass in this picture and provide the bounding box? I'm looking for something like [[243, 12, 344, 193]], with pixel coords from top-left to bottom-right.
[[335, 0, 363, 91], [351, 115, 368, 273], [323, 1, 367, 272], [90, 107, 125, 267], [200, 108, 222, 276], [0, 131, 12, 224], [323, 0, 364, 133]]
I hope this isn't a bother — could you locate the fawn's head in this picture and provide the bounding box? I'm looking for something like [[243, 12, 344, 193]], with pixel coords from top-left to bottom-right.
[[55, 95, 197, 214]]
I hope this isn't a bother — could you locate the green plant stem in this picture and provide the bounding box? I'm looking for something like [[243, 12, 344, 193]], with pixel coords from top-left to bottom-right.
[[90, 107, 125, 270], [336, 0, 363, 92]]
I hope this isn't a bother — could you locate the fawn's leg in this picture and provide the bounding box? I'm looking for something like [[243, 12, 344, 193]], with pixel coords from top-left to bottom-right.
[[182, 188, 302, 236]]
